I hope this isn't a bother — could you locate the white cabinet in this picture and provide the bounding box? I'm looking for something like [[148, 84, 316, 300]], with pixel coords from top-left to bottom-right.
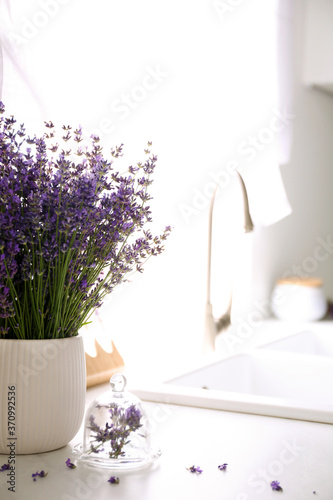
[[303, 0, 333, 95]]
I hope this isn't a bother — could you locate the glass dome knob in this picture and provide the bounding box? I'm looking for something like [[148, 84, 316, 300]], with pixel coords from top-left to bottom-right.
[[110, 374, 126, 396]]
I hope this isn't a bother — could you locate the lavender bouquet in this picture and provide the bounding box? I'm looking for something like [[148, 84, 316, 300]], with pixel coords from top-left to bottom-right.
[[0, 102, 170, 340]]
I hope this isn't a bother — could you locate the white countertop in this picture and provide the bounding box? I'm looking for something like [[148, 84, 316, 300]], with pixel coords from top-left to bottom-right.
[[1, 380, 333, 500], [1, 318, 333, 499]]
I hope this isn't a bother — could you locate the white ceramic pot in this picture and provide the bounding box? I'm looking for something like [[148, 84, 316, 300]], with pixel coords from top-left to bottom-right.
[[271, 277, 328, 322], [0, 336, 86, 455]]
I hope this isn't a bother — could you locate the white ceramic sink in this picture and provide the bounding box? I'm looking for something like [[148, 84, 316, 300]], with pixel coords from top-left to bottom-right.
[[260, 329, 333, 356], [132, 324, 333, 424]]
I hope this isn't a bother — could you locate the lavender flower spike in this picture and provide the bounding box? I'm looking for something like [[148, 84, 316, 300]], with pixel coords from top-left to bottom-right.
[[65, 458, 76, 469], [187, 465, 203, 474], [0, 102, 171, 340], [88, 403, 143, 459], [108, 476, 120, 484], [270, 480, 283, 491], [32, 470, 48, 481]]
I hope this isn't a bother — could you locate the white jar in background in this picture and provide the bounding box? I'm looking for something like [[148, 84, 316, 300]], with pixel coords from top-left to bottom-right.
[[271, 277, 328, 321]]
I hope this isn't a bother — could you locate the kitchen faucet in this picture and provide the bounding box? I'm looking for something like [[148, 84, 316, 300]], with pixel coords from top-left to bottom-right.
[[204, 171, 254, 352]]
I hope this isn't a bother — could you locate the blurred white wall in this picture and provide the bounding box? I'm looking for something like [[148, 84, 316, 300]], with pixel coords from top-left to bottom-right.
[[251, 0, 333, 310]]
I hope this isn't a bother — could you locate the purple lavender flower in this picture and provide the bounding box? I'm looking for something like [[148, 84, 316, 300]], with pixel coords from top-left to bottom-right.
[[187, 465, 203, 474], [270, 480, 283, 491], [0, 102, 171, 340], [218, 463, 228, 471], [32, 471, 48, 481], [108, 476, 120, 484], [65, 458, 76, 469], [123, 405, 142, 428], [0, 463, 10, 471]]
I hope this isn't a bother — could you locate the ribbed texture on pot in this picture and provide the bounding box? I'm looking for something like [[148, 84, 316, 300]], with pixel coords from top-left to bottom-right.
[[0, 336, 86, 454]]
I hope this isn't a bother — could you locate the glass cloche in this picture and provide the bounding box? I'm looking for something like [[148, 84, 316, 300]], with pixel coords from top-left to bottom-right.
[[73, 374, 161, 469]]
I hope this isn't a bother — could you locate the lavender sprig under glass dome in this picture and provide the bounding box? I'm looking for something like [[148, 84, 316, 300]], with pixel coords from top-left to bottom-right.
[[88, 403, 143, 459], [0, 102, 171, 339]]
